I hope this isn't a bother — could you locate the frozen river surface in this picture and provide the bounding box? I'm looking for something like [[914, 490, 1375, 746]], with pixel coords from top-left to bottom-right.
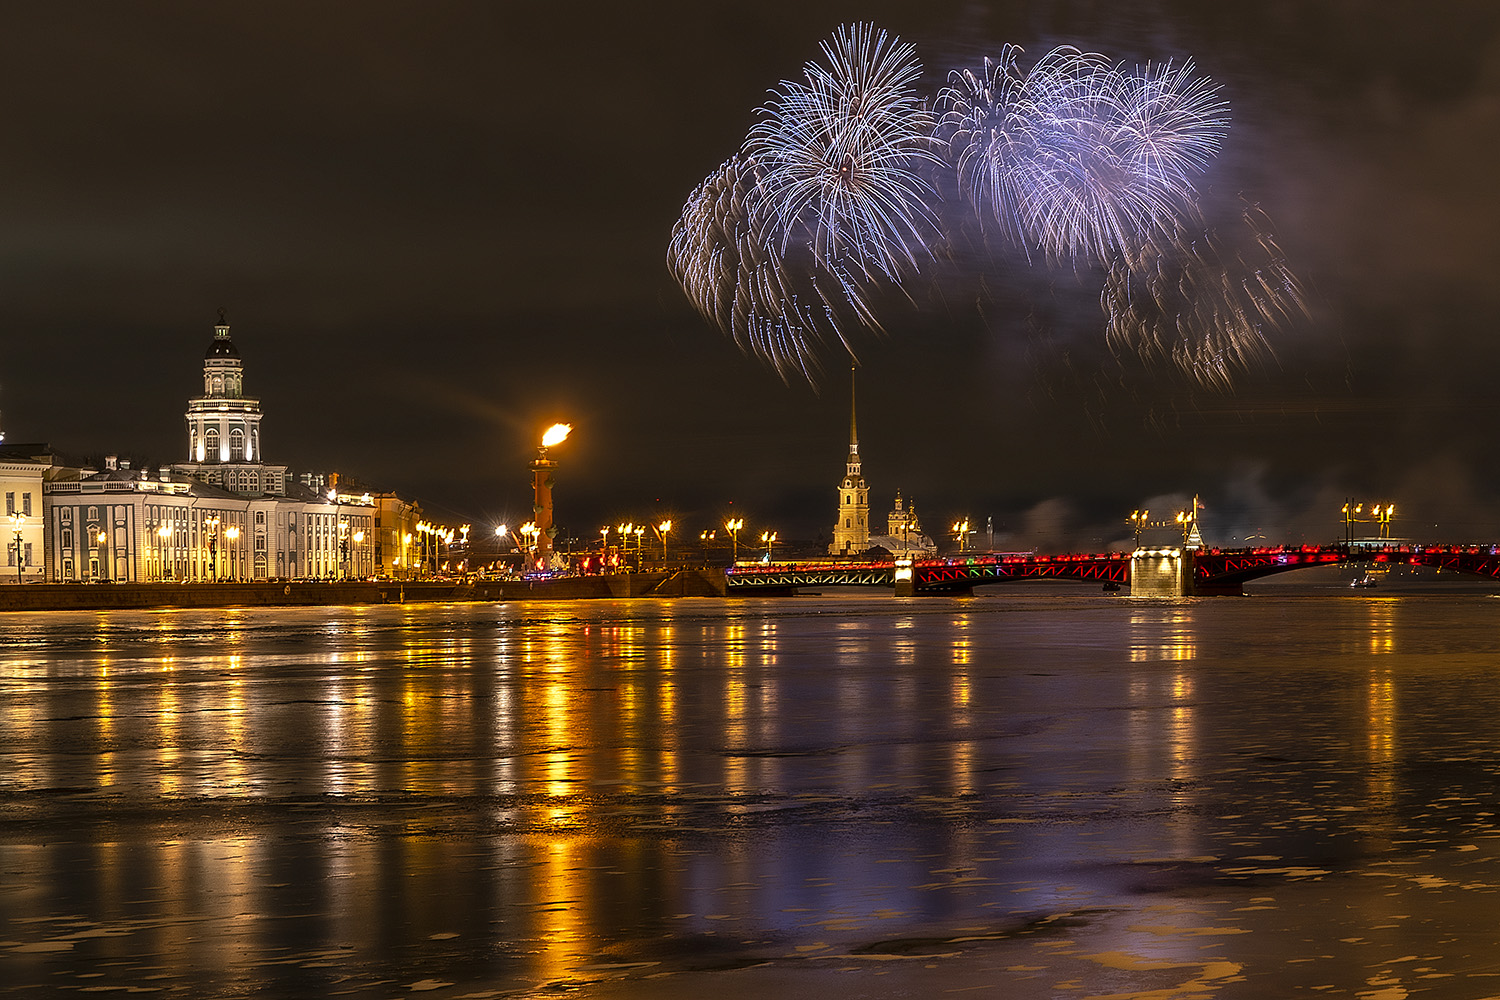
[[4, 592, 1500, 998]]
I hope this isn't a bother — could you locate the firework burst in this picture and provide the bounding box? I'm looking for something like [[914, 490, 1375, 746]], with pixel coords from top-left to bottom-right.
[[938, 46, 1229, 263], [667, 155, 875, 382], [747, 22, 942, 282], [669, 25, 1303, 390]]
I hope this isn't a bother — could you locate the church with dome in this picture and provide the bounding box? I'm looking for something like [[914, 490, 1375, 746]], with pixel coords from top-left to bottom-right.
[[828, 370, 936, 559]]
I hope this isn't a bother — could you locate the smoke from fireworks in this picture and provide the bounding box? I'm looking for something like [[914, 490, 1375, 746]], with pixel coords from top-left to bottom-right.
[[669, 24, 1306, 388]]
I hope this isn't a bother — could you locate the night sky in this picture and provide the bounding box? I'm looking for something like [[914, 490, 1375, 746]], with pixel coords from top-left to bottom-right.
[[2, 1, 1498, 551]]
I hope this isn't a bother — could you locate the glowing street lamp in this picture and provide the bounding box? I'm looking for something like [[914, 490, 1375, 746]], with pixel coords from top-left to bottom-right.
[[158, 522, 173, 581], [95, 529, 109, 583], [655, 519, 672, 561], [1130, 509, 1149, 547], [519, 522, 539, 566], [225, 525, 241, 581], [1340, 499, 1365, 545], [1375, 503, 1396, 540], [952, 519, 971, 552], [725, 517, 743, 562], [760, 530, 777, 562]]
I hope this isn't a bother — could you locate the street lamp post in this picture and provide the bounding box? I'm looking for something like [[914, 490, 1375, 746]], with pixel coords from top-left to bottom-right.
[[205, 515, 220, 582], [225, 525, 240, 581], [158, 523, 173, 581], [760, 530, 776, 562], [96, 529, 109, 583], [8, 513, 23, 585], [655, 520, 672, 562], [494, 524, 509, 575], [1340, 499, 1364, 545], [1376, 503, 1395, 540], [725, 518, 743, 563], [338, 519, 349, 580]]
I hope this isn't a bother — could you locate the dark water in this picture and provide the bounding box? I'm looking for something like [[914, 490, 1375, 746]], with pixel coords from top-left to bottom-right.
[[4, 591, 1500, 998]]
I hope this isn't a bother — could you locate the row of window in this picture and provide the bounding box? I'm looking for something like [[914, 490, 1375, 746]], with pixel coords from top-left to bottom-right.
[[4, 492, 34, 516], [190, 426, 259, 461]]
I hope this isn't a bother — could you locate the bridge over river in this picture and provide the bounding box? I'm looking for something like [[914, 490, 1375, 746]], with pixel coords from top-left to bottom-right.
[[725, 544, 1500, 597]]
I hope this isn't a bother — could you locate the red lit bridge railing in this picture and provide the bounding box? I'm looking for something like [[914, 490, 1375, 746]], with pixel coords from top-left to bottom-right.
[[725, 552, 1131, 593], [1193, 543, 1500, 590], [725, 544, 1500, 595]]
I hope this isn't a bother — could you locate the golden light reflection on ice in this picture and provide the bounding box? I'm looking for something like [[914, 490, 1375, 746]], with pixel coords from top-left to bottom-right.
[[1129, 607, 1197, 662], [1366, 598, 1397, 655]]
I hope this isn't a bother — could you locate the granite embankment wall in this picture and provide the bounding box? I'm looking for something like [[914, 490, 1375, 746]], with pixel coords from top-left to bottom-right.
[[0, 569, 727, 612]]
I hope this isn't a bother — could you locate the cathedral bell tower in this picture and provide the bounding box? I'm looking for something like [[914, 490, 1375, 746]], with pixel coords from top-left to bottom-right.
[[829, 366, 870, 556]]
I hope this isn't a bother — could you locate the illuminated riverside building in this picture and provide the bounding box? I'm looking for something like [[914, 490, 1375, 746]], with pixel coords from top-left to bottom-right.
[[866, 490, 937, 558], [0, 439, 47, 583], [39, 316, 375, 582]]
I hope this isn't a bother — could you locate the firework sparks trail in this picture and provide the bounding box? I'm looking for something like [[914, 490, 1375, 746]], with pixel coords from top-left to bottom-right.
[[669, 23, 933, 382], [666, 155, 871, 382], [1101, 202, 1308, 386], [747, 22, 942, 282], [938, 46, 1229, 263], [668, 24, 1305, 389]]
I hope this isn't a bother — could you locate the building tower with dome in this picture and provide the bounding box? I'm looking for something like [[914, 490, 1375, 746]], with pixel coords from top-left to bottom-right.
[[172, 311, 288, 495]]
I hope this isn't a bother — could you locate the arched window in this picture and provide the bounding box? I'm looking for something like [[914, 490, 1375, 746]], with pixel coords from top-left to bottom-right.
[[205, 428, 220, 460], [211, 375, 224, 395], [229, 428, 245, 461]]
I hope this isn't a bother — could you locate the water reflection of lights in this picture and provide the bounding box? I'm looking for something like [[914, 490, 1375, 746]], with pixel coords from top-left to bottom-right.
[[96, 660, 116, 788], [536, 837, 587, 985], [221, 654, 248, 792], [1367, 599, 1397, 655], [156, 661, 181, 796], [951, 613, 972, 667], [1367, 667, 1397, 815], [543, 677, 576, 827], [1129, 607, 1198, 661]]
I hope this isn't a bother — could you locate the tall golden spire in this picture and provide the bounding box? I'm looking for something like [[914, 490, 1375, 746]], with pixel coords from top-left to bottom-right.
[[849, 364, 858, 455]]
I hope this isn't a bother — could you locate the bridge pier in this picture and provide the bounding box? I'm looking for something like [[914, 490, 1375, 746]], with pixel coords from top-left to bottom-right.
[[1130, 547, 1193, 597]]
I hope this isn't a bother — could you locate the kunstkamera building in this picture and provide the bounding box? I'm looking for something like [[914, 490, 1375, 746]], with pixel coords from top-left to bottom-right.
[[39, 316, 376, 582]]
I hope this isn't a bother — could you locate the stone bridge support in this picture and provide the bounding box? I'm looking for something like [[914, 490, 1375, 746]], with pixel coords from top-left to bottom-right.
[[1130, 547, 1193, 597]]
